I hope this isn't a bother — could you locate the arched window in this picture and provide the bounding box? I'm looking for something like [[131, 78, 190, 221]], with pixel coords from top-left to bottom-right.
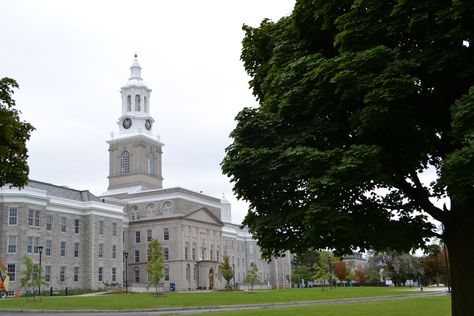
[[145, 203, 155, 219], [147, 152, 156, 175], [192, 243, 196, 260], [130, 205, 139, 221], [135, 95, 141, 111], [162, 201, 174, 216], [121, 150, 130, 174], [186, 264, 190, 282], [127, 95, 132, 112], [144, 96, 148, 112], [217, 246, 220, 262], [185, 242, 189, 260]]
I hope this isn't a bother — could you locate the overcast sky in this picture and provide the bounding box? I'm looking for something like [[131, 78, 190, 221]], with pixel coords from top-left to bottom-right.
[[1, 0, 295, 224]]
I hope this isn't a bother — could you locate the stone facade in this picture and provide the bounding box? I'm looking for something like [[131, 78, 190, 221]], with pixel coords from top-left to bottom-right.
[[0, 57, 293, 294]]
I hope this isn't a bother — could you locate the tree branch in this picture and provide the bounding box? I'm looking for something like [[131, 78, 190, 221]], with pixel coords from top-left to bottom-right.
[[393, 172, 448, 224]]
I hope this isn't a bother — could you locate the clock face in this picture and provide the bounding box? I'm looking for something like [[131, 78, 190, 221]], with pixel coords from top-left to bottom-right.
[[145, 119, 152, 131], [122, 118, 132, 129]]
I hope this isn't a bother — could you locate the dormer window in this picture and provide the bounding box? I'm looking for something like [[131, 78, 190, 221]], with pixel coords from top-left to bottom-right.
[[135, 95, 141, 111], [121, 150, 130, 174], [127, 95, 132, 112]]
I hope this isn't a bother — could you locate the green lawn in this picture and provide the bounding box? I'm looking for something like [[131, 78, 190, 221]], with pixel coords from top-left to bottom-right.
[[0, 287, 444, 311], [195, 296, 450, 316]]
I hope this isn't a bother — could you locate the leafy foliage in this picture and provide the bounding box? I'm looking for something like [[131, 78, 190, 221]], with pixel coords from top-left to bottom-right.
[[219, 255, 234, 289], [20, 256, 44, 299], [146, 239, 164, 294], [312, 251, 338, 290], [0, 78, 35, 188], [222, 1, 473, 313], [244, 264, 260, 291], [334, 261, 349, 283]]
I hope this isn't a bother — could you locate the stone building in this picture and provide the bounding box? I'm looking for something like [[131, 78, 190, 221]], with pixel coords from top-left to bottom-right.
[[0, 56, 292, 293]]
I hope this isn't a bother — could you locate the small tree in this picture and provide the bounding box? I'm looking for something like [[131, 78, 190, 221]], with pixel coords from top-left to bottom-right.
[[244, 264, 260, 291], [219, 255, 234, 289], [313, 251, 337, 290], [334, 261, 349, 286], [354, 267, 369, 284], [146, 239, 164, 295], [291, 266, 312, 287], [20, 256, 44, 301]]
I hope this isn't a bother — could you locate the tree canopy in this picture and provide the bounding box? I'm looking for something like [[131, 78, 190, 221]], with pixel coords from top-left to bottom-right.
[[0, 78, 35, 188], [222, 1, 473, 314]]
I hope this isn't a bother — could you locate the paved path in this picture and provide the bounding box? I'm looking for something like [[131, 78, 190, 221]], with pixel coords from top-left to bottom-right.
[[0, 291, 449, 316]]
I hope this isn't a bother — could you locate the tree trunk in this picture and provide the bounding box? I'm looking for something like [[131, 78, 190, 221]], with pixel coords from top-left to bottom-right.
[[444, 202, 474, 316]]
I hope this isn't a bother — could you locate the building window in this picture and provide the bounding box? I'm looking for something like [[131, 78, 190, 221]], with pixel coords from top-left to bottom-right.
[[46, 215, 53, 230], [112, 245, 117, 259], [210, 245, 214, 260], [123, 231, 126, 244], [34, 237, 40, 253], [202, 247, 205, 260], [164, 265, 169, 281], [186, 264, 190, 282], [8, 208, 17, 225], [147, 230, 152, 241], [74, 267, 79, 282], [45, 266, 51, 282], [34, 210, 40, 227], [7, 264, 15, 281], [27, 236, 33, 253], [99, 220, 104, 235], [121, 150, 130, 174], [164, 248, 169, 260], [74, 242, 79, 257], [162, 201, 174, 216], [135, 250, 140, 263], [28, 209, 34, 226], [75, 219, 80, 234], [184, 242, 189, 260], [98, 267, 103, 282], [60, 266, 66, 282], [147, 152, 156, 175], [61, 241, 67, 257], [60, 217, 67, 232], [130, 206, 139, 221], [112, 267, 116, 282], [134, 269, 140, 282], [217, 247, 220, 262], [127, 95, 132, 111], [135, 95, 141, 111], [192, 243, 196, 260], [99, 243, 104, 258], [193, 266, 197, 280], [45, 240, 52, 256], [112, 222, 117, 237], [163, 228, 169, 241], [136, 231, 140, 243], [144, 96, 148, 112], [8, 236, 16, 253]]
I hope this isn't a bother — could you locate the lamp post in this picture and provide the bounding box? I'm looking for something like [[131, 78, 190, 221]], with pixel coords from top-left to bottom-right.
[[38, 246, 43, 296], [123, 252, 129, 293], [232, 264, 235, 289]]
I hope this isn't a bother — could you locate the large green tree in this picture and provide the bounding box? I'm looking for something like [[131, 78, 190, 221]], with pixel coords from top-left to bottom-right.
[[0, 78, 34, 188], [222, 1, 473, 314]]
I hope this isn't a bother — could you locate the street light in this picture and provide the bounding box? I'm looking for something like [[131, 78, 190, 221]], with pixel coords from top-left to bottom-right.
[[232, 264, 235, 289], [38, 246, 43, 296], [123, 252, 129, 293]]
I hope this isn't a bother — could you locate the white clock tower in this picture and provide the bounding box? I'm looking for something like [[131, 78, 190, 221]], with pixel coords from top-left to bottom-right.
[[106, 55, 164, 191]]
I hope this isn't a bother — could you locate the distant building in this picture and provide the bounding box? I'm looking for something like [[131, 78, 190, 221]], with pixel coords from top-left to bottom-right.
[[0, 56, 291, 294]]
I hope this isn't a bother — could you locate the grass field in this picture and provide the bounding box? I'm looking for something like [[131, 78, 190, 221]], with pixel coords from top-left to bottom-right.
[[0, 287, 447, 311], [194, 296, 450, 316]]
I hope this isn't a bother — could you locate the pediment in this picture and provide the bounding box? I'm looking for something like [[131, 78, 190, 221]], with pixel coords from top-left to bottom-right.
[[184, 207, 222, 226]]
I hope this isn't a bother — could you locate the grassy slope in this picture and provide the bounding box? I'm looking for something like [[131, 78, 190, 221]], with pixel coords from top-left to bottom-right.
[[0, 287, 441, 311]]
